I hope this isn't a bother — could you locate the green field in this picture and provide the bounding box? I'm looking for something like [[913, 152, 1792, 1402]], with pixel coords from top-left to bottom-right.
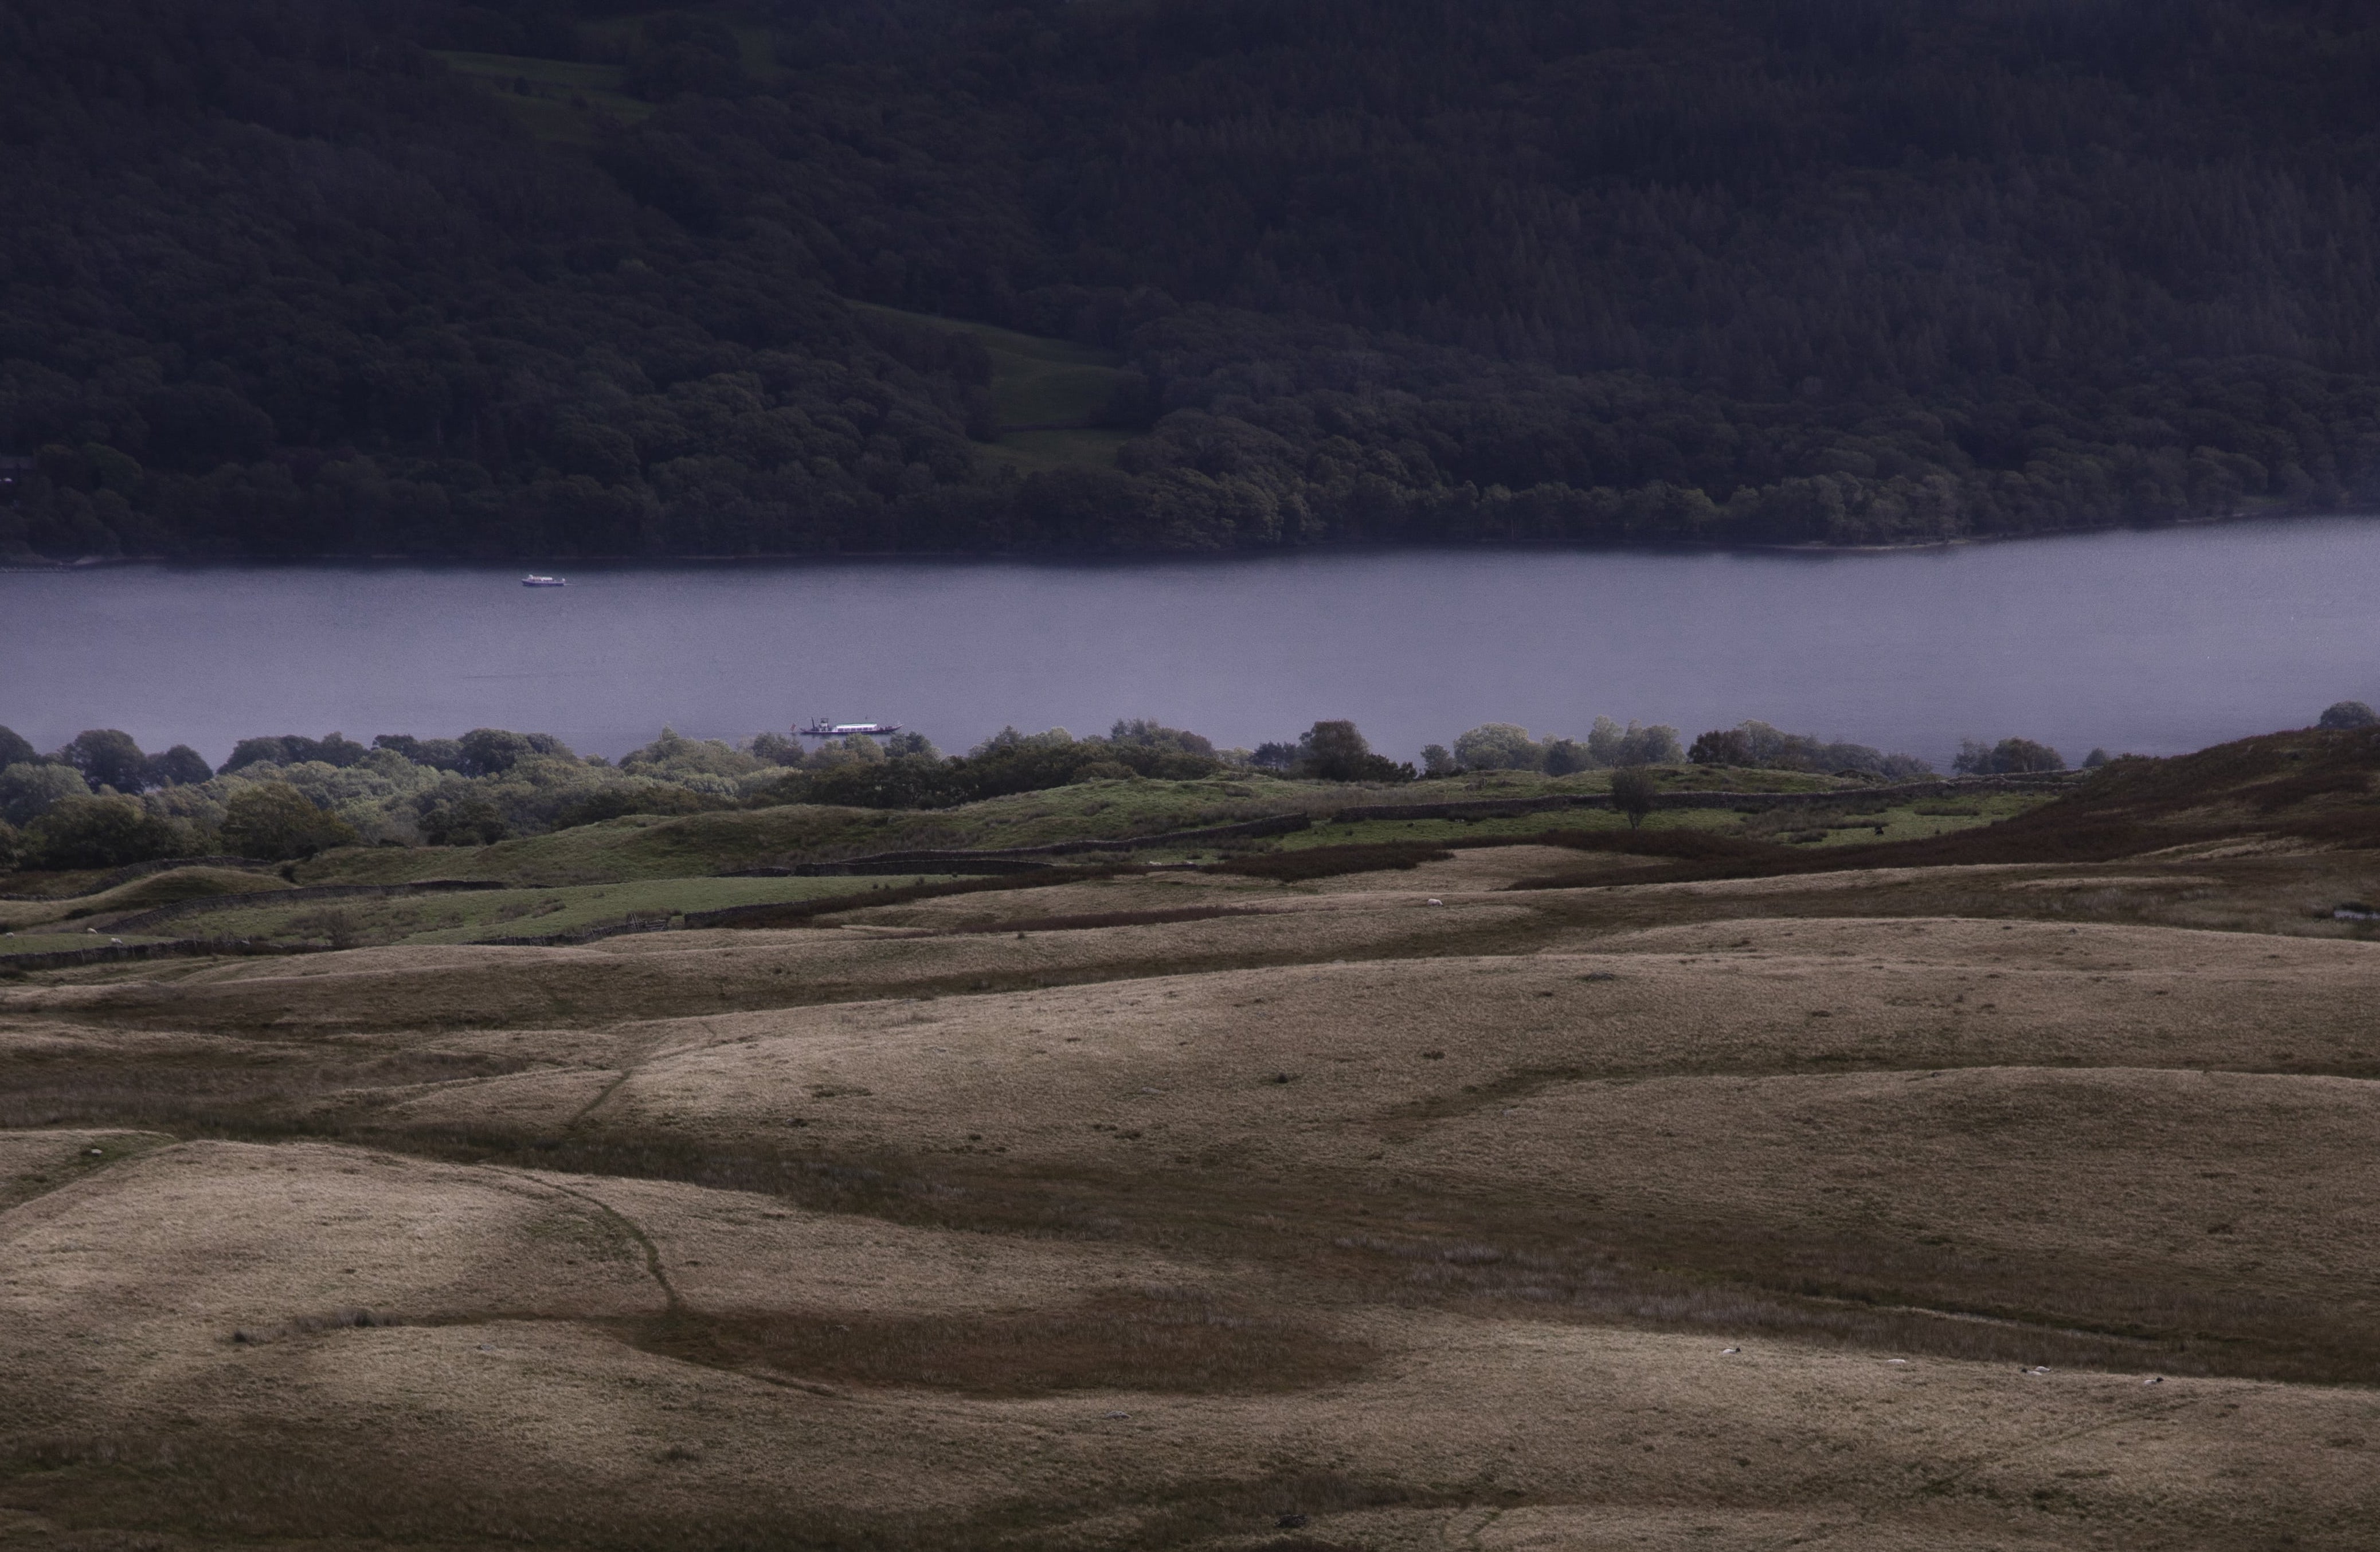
[[293, 774, 1356, 888], [179, 874, 957, 949], [272, 767, 2038, 895], [0, 931, 174, 957], [0, 866, 289, 933], [1742, 788, 2047, 846]]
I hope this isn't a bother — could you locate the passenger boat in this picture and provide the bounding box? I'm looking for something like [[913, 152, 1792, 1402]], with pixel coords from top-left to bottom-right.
[[520, 574, 567, 587], [798, 719, 902, 737]]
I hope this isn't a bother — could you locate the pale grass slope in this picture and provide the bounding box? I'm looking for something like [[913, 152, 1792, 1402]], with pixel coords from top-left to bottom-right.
[[6, 865, 2380, 1550], [2, 1135, 2376, 1550]]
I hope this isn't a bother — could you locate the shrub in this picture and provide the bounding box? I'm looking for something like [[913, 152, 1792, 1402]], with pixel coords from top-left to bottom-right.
[[221, 783, 361, 859], [0, 761, 91, 826], [218, 733, 373, 773], [373, 733, 468, 771], [790, 755, 970, 810], [457, 727, 579, 776], [1612, 722, 1684, 767], [417, 792, 510, 847], [1453, 724, 1541, 771], [2318, 700, 2378, 730], [621, 726, 758, 779], [1293, 721, 1412, 783], [805, 734, 886, 770], [1696, 720, 1928, 777], [1105, 719, 1213, 759], [551, 785, 736, 829], [24, 795, 190, 869], [0, 819, 21, 870], [1608, 767, 1659, 828], [1954, 737, 2065, 775], [1541, 737, 1595, 775], [1689, 728, 1753, 767], [747, 730, 805, 765]]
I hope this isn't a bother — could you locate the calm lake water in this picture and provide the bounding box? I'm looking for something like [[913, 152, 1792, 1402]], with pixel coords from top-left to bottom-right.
[[5, 518, 2378, 771]]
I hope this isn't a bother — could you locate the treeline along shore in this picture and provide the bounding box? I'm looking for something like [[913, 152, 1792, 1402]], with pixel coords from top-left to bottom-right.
[[4, 0, 2380, 561], [0, 707, 2134, 874]]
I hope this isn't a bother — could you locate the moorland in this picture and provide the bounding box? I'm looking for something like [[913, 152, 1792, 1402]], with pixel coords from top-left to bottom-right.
[[3, 717, 2378, 1550]]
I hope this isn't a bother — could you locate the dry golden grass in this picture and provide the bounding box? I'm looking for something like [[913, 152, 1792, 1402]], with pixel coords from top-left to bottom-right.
[[7, 845, 2380, 1550]]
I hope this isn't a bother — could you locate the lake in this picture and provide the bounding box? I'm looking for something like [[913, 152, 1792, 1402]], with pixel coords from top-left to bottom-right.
[[4, 518, 2377, 771]]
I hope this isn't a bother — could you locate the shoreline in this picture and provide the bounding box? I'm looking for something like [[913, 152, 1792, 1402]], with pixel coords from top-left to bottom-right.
[[0, 503, 2358, 572]]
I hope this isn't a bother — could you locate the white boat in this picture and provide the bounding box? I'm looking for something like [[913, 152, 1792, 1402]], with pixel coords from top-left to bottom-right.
[[798, 719, 902, 737], [520, 574, 567, 587]]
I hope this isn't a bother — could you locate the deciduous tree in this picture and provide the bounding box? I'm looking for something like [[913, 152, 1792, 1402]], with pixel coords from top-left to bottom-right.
[[1609, 768, 1659, 829], [221, 783, 360, 860], [60, 729, 149, 793], [24, 795, 186, 869]]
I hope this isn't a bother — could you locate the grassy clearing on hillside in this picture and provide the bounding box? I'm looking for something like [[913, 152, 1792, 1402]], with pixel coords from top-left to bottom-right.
[[847, 300, 1138, 472], [847, 301, 1133, 428], [429, 50, 652, 142]]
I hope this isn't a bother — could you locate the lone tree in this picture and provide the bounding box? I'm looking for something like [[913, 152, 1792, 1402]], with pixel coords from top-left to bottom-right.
[[2318, 700, 2378, 730], [1608, 767, 1659, 828]]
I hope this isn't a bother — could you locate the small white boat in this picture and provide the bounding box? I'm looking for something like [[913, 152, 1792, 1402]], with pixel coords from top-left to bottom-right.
[[520, 574, 567, 587], [798, 719, 902, 737]]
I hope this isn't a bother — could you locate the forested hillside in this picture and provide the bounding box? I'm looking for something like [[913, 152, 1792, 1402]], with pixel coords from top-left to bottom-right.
[[5, 0, 2379, 558]]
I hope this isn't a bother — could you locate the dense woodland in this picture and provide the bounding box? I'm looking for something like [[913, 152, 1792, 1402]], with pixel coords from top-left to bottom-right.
[[5, 0, 2380, 558]]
